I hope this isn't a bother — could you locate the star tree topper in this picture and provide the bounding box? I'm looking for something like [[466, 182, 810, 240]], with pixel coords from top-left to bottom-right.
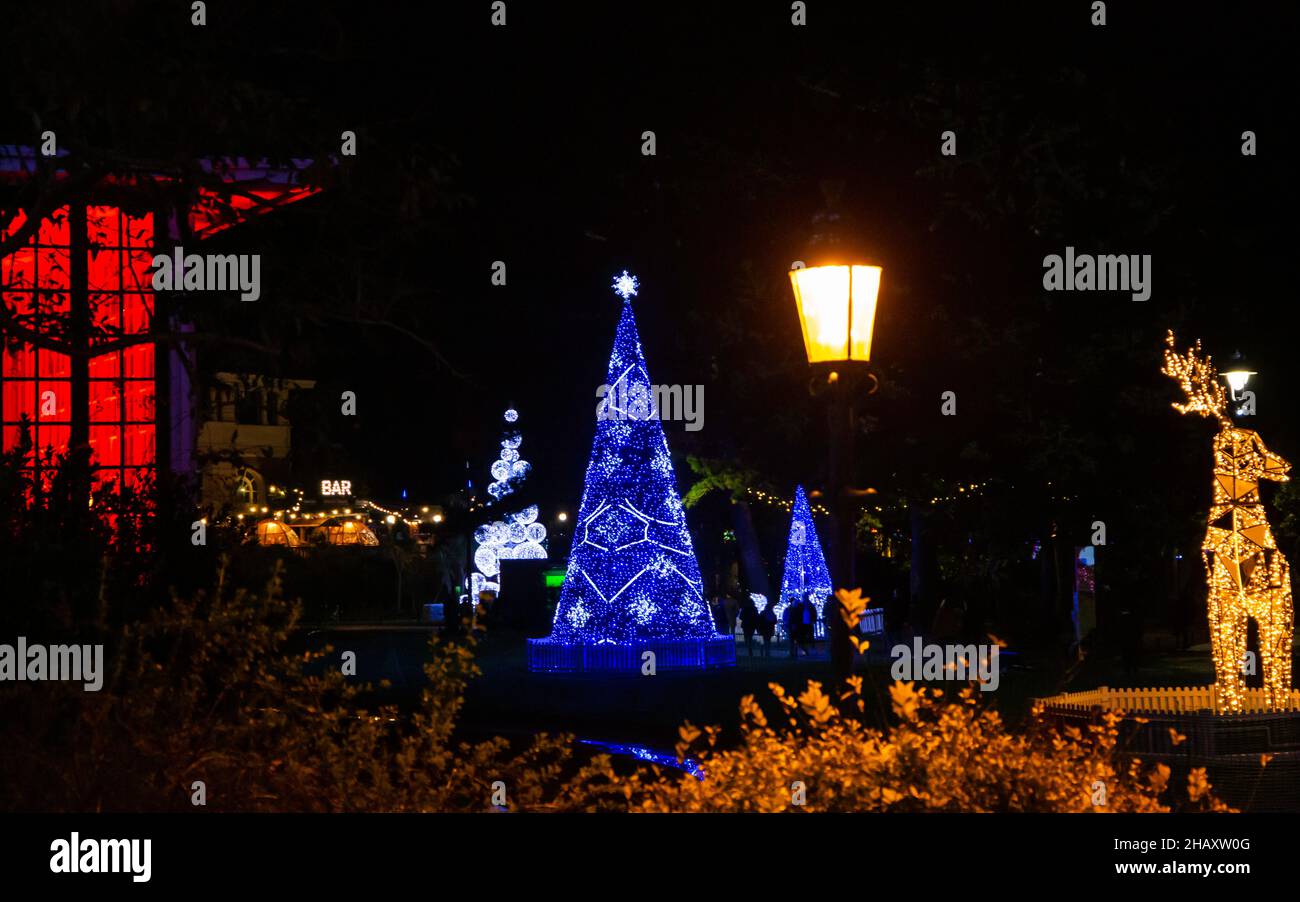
[[612, 270, 639, 302]]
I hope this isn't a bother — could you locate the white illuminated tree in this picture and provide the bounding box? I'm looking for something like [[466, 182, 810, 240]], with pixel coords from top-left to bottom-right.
[[471, 407, 547, 601]]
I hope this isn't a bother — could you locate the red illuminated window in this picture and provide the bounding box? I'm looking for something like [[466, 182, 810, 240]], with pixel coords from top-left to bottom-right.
[[1, 205, 156, 491]]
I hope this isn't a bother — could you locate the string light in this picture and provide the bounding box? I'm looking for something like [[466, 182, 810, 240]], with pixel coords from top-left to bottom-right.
[[364, 499, 421, 527], [1163, 331, 1294, 713], [745, 486, 830, 516]]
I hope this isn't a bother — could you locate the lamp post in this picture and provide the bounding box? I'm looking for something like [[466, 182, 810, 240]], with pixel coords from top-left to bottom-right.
[[789, 247, 882, 684]]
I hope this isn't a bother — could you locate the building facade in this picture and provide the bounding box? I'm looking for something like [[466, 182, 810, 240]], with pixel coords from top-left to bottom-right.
[[197, 371, 316, 511], [0, 146, 323, 497]]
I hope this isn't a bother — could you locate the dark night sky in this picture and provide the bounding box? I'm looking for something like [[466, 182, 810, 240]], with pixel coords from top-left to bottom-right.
[[5, 1, 1298, 522], [355, 2, 1297, 508]]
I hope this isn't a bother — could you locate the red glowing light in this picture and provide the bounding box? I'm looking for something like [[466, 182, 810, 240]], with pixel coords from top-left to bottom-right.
[[2, 206, 156, 490]]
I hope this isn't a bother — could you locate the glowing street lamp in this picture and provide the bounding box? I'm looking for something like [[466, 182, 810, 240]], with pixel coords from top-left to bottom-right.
[[787, 219, 883, 685], [1221, 350, 1256, 401], [788, 263, 882, 364]]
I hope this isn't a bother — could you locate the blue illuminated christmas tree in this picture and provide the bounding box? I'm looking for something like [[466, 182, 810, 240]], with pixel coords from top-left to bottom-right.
[[528, 272, 735, 672], [775, 485, 833, 639]]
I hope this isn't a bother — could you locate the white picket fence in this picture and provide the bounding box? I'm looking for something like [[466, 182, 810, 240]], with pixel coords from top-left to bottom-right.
[[861, 606, 886, 636], [1036, 684, 1300, 716]]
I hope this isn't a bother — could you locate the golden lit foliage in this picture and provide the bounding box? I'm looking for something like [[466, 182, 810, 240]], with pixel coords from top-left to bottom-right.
[[0, 559, 579, 812], [557, 679, 1233, 813], [836, 587, 872, 655], [0, 563, 1234, 813]]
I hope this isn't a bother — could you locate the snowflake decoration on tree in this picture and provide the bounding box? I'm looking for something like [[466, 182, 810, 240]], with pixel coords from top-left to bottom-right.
[[567, 600, 591, 629], [612, 270, 639, 302], [630, 593, 658, 625]]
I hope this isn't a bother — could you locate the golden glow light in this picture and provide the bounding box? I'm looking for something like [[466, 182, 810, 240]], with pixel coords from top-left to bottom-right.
[[1223, 369, 1255, 394], [1163, 332, 1294, 713], [788, 264, 882, 363], [255, 518, 301, 547]]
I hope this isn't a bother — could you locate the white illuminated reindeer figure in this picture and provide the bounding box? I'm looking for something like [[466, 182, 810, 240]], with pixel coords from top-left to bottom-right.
[[1163, 332, 1294, 712]]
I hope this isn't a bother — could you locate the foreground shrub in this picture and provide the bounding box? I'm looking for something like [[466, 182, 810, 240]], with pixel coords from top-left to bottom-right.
[[0, 575, 1229, 813], [555, 589, 1229, 812], [0, 559, 576, 812], [557, 677, 1229, 812]]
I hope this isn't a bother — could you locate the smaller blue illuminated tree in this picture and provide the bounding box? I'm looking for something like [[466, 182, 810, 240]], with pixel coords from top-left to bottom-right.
[[775, 485, 833, 639]]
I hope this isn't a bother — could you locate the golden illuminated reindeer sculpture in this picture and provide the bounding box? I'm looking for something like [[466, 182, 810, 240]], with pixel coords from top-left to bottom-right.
[[1163, 332, 1294, 712]]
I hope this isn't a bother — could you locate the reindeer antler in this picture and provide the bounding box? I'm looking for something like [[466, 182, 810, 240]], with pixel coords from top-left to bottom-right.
[[1162, 330, 1229, 425]]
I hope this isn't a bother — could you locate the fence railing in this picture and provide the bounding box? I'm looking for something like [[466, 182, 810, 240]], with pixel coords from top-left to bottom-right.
[[861, 606, 885, 636], [527, 635, 737, 673], [1036, 684, 1300, 716]]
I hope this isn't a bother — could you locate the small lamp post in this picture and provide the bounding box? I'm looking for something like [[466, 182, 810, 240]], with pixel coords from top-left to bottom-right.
[[788, 229, 882, 684]]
